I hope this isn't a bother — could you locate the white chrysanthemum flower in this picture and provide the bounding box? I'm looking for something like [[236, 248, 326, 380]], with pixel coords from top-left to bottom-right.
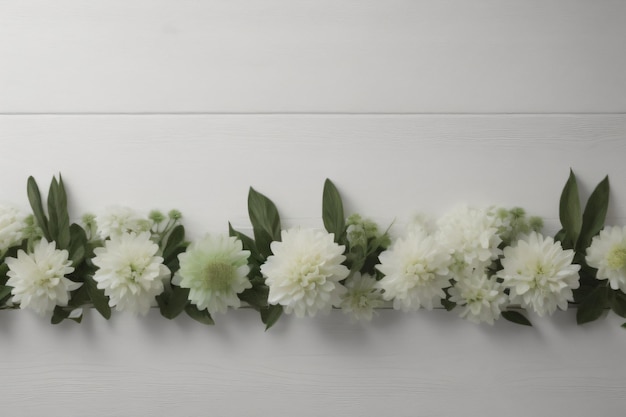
[[437, 205, 502, 274], [340, 272, 384, 321], [0, 204, 28, 253], [5, 239, 80, 315], [174, 234, 251, 315], [498, 232, 580, 316], [261, 228, 349, 318], [92, 232, 169, 315], [586, 226, 626, 293], [376, 230, 451, 311], [449, 270, 508, 325], [95, 206, 152, 239]]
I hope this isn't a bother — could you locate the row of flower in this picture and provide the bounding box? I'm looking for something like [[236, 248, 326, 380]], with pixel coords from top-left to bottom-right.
[[0, 172, 624, 328]]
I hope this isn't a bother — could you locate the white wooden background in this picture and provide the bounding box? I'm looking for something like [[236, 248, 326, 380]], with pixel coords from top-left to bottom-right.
[[1, 1, 626, 416]]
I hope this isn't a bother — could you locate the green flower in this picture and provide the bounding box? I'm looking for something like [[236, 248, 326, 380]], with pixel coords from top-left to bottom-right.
[[174, 234, 251, 315]]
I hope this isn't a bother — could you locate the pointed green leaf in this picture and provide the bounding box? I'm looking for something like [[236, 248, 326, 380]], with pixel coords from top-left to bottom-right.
[[248, 187, 281, 258], [0, 285, 12, 302], [261, 304, 283, 330], [440, 298, 456, 311], [502, 310, 532, 326], [162, 225, 185, 262], [53, 176, 71, 250], [577, 285, 609, 325], [27, 176, 50, 240], [559, 170, 581, 250], [47, 177, 59, 243], [184, 304, 215, 325], [322, 179, 345, 243], [51, 306, 70, 324], [156, 285, 189, 320], [609, 290, 626, 318], [577, 176, 609, 253], [68, 223, 87, 266], [85, 276, 111, 319], [228, 222, 262, 263]]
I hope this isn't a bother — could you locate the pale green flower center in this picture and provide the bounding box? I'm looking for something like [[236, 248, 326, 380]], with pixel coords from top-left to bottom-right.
[[607, 245, 626, 270], [203, 262, 236, 292]]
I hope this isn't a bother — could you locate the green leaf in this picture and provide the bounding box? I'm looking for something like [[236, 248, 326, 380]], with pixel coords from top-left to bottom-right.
[[621, 323, 626, 329], [68, 223, 87, 266], [228, 222, 261, 263], [577, 285, 609, 325], [162, 225, 185, 262], [322, 179, 345, 243], [609, 290, 626, 319], [85, 276, 111, 319], [261, 304, 283, 330], [502, 310, 532, 326], [54, 176, 71, 249], [559, 170, 582, 250], [50, 308, 83, 324], [156, 285, 189, 320], [248, 187, 281, 258], [185, 304, 215, 325], [577, 176, 609, 253], [27, 176, 50, 240], [47, 177, 59, 244], [0, 285, 12, 301], [440, 298, 456, 311], [238, 281, 269, 310]]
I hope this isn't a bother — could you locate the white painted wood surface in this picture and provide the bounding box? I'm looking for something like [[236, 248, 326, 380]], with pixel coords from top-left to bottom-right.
[[1, 1, 625, 416], [1, 0, 626, 113]]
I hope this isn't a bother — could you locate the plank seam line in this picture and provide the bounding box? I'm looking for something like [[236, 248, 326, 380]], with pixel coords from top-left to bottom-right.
[[1, 112, 626, 117]]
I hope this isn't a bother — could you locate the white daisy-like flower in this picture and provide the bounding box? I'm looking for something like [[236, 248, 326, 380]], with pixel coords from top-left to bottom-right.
[[92, 232, 169, 315], [0, 204, 28, 253], [498, 232, 580, 317], [95, 206, 152, 239], [586, 226, 626, 293], [448, 270, 508, 325], [437, 205, 502, 275], [261, 228, 349, 318], [340, 272, 384, 321], [174, 234, 251, 315], [5, 239, 80, 315], [376, 230, 451, 311]]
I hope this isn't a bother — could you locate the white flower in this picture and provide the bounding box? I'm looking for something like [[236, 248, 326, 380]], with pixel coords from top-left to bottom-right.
[[437, 205, 502, 275], [449, 270, 508, 325], [174, 234, 251, 315], [261, 228, 349, 318], [92, 232, 169, 315], [586, 226, 626, 293], [340, 272, 384, 321], [5, 239, 79, 315], [376, 230, 451, 311], [0, 204, 28, 253], [498, 232, 580, 316], [95, 206, 151, 239]]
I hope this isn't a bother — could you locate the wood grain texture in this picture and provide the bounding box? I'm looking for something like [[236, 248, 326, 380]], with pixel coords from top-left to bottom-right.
[[1, 114, 624, 237], [1, 0, 625, 113], [1, 309, 625, 417]]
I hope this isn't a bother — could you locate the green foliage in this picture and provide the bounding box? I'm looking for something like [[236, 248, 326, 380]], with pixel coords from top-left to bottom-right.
[[185, 304, 214, 325], [501, 310, 532, 327], [554, 171, 615, 325], [261, 304, 283, 330], [322, 179, 345, 243], [576, 285, 609, 325], [156, 284, 190, 320], [248, 187, 281, 259]]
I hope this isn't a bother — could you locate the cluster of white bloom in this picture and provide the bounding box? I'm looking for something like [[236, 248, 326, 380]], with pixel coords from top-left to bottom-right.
[[6, 201, 623, 327]]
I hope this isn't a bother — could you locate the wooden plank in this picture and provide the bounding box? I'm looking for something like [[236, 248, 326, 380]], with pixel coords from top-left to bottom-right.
[[1, 0, 625, 113], [0, 114, 624, 236], [1, 309, 625, 417]]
